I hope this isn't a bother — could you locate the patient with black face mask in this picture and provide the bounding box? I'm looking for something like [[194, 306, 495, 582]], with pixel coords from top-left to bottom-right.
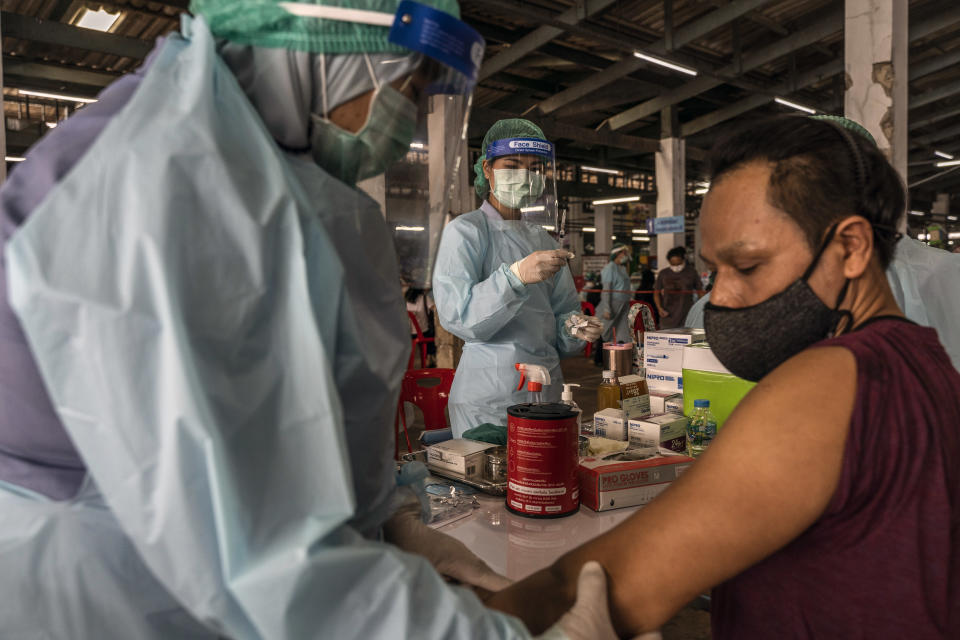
[[486, 115, 960, 639]]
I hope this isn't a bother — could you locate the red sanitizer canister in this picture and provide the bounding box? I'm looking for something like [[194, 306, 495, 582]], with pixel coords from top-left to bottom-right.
[[507, 363, 580, 518]]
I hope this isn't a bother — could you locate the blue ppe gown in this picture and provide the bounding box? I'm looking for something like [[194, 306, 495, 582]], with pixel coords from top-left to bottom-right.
[[433, 201, 585, 437], [2, 17, 529, 639], [597, 261, 632, 343]]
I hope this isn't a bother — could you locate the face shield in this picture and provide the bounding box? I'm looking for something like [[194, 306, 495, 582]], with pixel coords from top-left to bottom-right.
[[280, 1, 483, 288], [484, 137, 559, 230]]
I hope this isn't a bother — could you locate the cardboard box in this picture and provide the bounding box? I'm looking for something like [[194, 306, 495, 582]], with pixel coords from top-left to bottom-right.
[[618, 374, 651, 419], [427, 439, 498, 479], [594, 408, 627, 441], [645, 367, 683, 393], [682, 344, 756, 430], [579, 451, 695, 511], [665, 395, 685, 415], [629, 414, 688, 454], [644, 328, 706, 352], [649, 391, 683, 416]]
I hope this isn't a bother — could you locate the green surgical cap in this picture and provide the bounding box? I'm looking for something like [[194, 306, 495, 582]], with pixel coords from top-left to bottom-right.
[[190, 0, 460, 54], [809, 115, 877, 147], [474, 118, 547, 198]]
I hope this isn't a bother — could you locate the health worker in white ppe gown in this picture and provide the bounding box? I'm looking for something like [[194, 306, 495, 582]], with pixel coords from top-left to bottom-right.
[[433, 118, 602, 437], [0, 2, 619, 639]]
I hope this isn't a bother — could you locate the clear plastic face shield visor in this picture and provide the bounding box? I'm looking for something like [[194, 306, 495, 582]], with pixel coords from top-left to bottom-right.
[[280, 1, 484, 289], [484, 137, 559, 231]]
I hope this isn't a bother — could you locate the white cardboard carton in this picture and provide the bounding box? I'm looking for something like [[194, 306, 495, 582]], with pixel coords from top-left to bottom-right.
[[645, 367, 683, 393], [644, 328, 706, 352], [579, 451, 694, 511], [594, 408, 627, 441], [618, 374, 651, 419], [628, 413, 688, 454], [649, 391, 684, 415], [427, 439, 498, 479]]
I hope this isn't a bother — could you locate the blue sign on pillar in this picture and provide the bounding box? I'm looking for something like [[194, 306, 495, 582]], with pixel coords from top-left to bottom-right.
[[646, 216, 685, 234]]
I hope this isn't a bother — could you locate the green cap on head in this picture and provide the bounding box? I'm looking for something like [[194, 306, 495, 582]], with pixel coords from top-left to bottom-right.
[[610, 244, 629, 260], [190, 0, 459, 54], [809, 115, 877, 147], [474, 118, 547, 198]]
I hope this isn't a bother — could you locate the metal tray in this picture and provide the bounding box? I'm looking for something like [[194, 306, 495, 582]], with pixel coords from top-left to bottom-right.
[[401, 450, 508, 496]]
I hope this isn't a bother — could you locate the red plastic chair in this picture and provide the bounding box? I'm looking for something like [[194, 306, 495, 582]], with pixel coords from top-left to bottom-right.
[[407, 311, 435, 369], [580, 301, 596, 358], [395, 368, 455, 458]]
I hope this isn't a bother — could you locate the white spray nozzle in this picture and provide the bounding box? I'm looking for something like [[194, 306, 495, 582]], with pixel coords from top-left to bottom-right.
[[515, 363, 551, 392], [561, 383, 580, 402]]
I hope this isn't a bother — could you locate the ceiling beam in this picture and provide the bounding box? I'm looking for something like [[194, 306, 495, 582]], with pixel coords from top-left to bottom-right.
[[909, 1, 960, 41], [911, 78, 960, 110], [912, 105, 960, 131], [608, 6, 843, 131], [1, 12, 153, 59], [536, 0, 776, 116], [478, 0, 617, 81], [471, 20, 615, 72], [680, 59, 842, 137], [911, 48, 960, 82], [913, 122, 960, 147], [3, 59, 118, 89]]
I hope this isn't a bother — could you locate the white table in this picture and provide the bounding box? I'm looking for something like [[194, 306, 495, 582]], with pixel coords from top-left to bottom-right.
[[438, 493, 640, 581]]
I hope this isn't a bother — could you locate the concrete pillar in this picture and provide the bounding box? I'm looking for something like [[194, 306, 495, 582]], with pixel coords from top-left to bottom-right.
[[932, 193, 949, 216], [655, 137, 685, 268], [844, 0, 908, 183], [594, 203, 613, 255]]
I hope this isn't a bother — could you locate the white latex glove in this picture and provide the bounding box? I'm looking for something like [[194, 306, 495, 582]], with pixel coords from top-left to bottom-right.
[[537, 562, 663, 640], [565, 314, 603, 342], [536, 562, 618, 640], [510, 250, 572, 285], [383, 500, 512, 593]]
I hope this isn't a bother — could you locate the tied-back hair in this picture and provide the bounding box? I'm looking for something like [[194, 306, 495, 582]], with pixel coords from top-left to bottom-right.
[[709, 115, 905, 267]]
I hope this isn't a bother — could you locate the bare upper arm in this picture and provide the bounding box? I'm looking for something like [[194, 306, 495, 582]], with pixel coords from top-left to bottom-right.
[[558, 345, 858, 634]]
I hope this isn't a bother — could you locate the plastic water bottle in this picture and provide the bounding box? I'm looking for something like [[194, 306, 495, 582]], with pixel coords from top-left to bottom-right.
[[687, 399, 717, 458]]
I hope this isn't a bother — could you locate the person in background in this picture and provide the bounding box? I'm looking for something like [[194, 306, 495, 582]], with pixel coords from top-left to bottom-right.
[[597, 244, 632, 346], [433, 118, 602, 437], [0, 3, 616, 638], [654, 246, 700, 329], [488, 114, 960, 639], [405, 286, 435, 362]]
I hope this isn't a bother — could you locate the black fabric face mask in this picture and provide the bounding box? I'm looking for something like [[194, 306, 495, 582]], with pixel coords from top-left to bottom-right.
[[703, 225, 852, 383]]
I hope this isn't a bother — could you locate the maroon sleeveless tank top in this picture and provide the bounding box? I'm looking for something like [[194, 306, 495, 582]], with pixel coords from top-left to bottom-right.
[[712, 317, 960, 639]]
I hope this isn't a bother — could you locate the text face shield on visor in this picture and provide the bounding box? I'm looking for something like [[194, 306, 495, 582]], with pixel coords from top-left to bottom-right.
[[485, 137, 559, 230], [280, 1, 483, 289]]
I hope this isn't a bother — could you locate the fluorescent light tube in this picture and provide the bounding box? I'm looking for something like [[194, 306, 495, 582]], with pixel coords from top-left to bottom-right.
[[908, 210, 925, 216], [5, 156, 25, 162], [934, 151, 954, 160], [396, 225, 424, 231], [76, 8, 120, 32], [520, 205, 546, 213], [45, 122, 57, 128], [948, 216, 958, 221], [631, 229, 648, 234], [935, 160, 960, 167], [583, 227, 596, 232], [18, 89, 97, 104], [950, 232, 960, 239], [592, 196, 640, 205], [774, 97, 816, 114], [279, 2, 394, 26], [581, 165, 620, 175], [542, 225, 556, 231], [694, 188, 709, 195], [409, 142, 424, 149], [632, 52, 698, 76]]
